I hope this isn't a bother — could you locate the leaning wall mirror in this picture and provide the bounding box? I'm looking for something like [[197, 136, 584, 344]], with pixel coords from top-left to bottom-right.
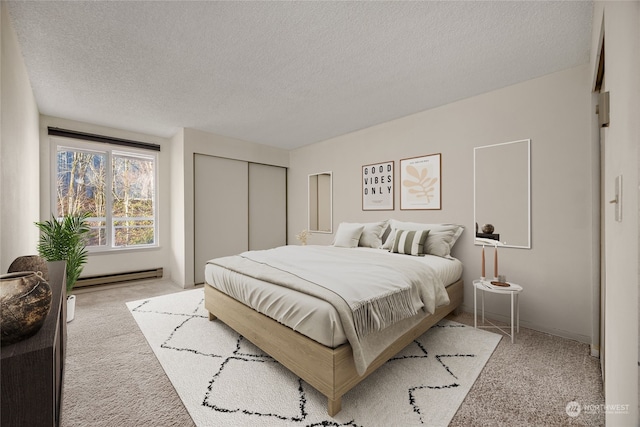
[[308, 172, 332, 233], [474, 139, 531, 249]]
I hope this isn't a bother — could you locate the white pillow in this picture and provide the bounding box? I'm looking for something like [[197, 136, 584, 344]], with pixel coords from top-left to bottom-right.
[[333, 223, 365, 248], [358, 220, 389, 248], [382, 220, 464, 257], [426, 224, 464, 257]]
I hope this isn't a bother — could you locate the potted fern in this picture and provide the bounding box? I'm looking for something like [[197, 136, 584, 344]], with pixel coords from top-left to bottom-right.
[[35, 213, 90, 322]]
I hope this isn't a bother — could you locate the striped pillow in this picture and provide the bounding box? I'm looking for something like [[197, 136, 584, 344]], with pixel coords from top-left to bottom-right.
[[392, 229, 430, 256]]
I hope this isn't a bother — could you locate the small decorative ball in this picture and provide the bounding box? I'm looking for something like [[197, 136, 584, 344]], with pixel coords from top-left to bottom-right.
[[481, 224, 495, 234], [1, 271, 52, 346]]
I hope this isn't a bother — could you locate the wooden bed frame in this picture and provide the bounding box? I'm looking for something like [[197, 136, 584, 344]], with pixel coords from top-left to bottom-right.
[[204, 278, 463, 416]]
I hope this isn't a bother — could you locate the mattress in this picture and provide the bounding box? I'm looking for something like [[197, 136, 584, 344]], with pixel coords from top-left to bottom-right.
[[205, 247, 462, 348]]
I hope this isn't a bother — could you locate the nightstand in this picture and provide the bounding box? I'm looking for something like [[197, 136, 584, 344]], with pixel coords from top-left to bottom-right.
[[473, 279, 523, 343]]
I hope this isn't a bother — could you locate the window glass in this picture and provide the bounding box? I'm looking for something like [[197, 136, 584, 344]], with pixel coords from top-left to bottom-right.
[[112, 153, 155, 246], [54, 141, 157, 250], [56, 149, 107, 247]]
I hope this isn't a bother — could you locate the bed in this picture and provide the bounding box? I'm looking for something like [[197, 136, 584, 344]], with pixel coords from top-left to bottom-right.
[[204, 221, 464, 416]]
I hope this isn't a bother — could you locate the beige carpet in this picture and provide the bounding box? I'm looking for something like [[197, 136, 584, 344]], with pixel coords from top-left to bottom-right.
[[61, 280, 604, 426]]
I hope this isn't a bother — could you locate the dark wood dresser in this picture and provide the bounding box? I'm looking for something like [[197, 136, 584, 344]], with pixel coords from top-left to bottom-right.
[[1, 261, 67, 427]]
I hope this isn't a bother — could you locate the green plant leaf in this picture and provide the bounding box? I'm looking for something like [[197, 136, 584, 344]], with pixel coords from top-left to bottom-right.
[[35, 212, 90, 294]]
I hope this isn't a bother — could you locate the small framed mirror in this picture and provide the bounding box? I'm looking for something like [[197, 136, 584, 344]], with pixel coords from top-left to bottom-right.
[[308, 172, 332, 233], [474, 139, 531, 248]]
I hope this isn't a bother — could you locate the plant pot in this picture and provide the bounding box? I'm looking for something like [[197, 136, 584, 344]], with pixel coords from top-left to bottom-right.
[[67, 295, 76, 322]]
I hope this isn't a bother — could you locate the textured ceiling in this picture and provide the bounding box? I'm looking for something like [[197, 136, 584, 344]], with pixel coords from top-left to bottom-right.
[[7, 1, 593, 149]]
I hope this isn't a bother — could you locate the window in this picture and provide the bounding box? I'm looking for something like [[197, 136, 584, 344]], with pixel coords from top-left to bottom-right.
[[53, 138, 158, 251]]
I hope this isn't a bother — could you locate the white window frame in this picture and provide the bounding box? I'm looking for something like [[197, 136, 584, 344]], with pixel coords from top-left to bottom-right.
[[51, 136, 159, 252]]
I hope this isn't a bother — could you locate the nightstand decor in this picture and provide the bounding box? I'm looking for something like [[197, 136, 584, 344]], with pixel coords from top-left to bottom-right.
[[476, 237, 505, 280], [490, 281, 510, 287], [481, 223, 494, 234]]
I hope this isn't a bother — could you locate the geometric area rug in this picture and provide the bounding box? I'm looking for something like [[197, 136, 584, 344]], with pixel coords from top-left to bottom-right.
[[127, 288, 501, 427]]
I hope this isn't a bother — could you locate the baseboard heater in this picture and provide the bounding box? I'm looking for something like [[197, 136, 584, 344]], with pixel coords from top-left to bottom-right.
[[75, 268, 163, 288]]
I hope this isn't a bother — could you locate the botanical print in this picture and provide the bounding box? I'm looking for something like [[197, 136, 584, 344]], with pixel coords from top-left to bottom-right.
[[400, 154, 441, 210], [403, 165, 437, 202]]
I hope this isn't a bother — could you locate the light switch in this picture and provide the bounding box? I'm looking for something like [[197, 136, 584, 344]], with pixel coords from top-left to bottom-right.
[[614, 175, 622, 222]]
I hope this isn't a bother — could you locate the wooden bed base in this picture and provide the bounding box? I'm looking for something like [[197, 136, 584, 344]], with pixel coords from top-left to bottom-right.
[[204, 279, 463, 416]]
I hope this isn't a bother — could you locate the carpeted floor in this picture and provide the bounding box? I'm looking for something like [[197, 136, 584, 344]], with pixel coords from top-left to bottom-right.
[[61, 280, 604, 426]]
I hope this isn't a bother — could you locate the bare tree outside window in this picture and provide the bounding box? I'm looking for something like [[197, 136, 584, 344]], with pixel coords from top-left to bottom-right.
[[112, 154, 155, 246], [56, 146, 156, 249]]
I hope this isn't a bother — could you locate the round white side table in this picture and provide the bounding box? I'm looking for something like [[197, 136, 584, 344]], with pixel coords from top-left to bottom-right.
[[473, 279, 523, 343]]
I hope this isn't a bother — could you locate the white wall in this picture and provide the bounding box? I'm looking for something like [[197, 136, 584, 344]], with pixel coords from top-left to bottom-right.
[[0, 3, 41, 272], [591, 2, 639, 425], [38, 115, 173, 279], [169, 129, 186, 287], [170, 127, 289, 287], [289, 65, 596, 345]]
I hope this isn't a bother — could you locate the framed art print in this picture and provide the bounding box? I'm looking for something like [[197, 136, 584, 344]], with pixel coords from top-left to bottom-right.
[[400, 153, 441, 210], [362, 161, 394, 210]]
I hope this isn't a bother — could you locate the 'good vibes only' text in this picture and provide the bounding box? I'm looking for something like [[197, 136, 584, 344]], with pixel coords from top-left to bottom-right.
[[363, 164, 392, 195]]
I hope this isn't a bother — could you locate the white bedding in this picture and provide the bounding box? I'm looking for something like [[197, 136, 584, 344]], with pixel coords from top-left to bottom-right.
[[204, 247, 462, 349]]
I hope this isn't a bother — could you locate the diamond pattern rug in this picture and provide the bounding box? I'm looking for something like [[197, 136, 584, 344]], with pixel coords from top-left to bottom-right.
[[127, 288, 501, 426]]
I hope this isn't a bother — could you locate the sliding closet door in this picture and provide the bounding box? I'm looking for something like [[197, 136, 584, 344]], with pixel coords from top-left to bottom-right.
[[194, 154, 248, 284], [248, 163, 286, 250]]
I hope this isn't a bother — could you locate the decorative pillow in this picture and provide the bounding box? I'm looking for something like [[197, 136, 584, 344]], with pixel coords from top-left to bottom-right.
[[382, 220, 463, 257], [380, 222, 393, 245], [381, 220, 428, 249], [333, 223, 365, 248], [358, 220, 389, 248], [425, 224, 464, 257], [391, 229, 430, 256]]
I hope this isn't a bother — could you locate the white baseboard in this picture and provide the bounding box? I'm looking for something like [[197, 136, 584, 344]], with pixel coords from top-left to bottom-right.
[[460, 303, 592, 345]]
